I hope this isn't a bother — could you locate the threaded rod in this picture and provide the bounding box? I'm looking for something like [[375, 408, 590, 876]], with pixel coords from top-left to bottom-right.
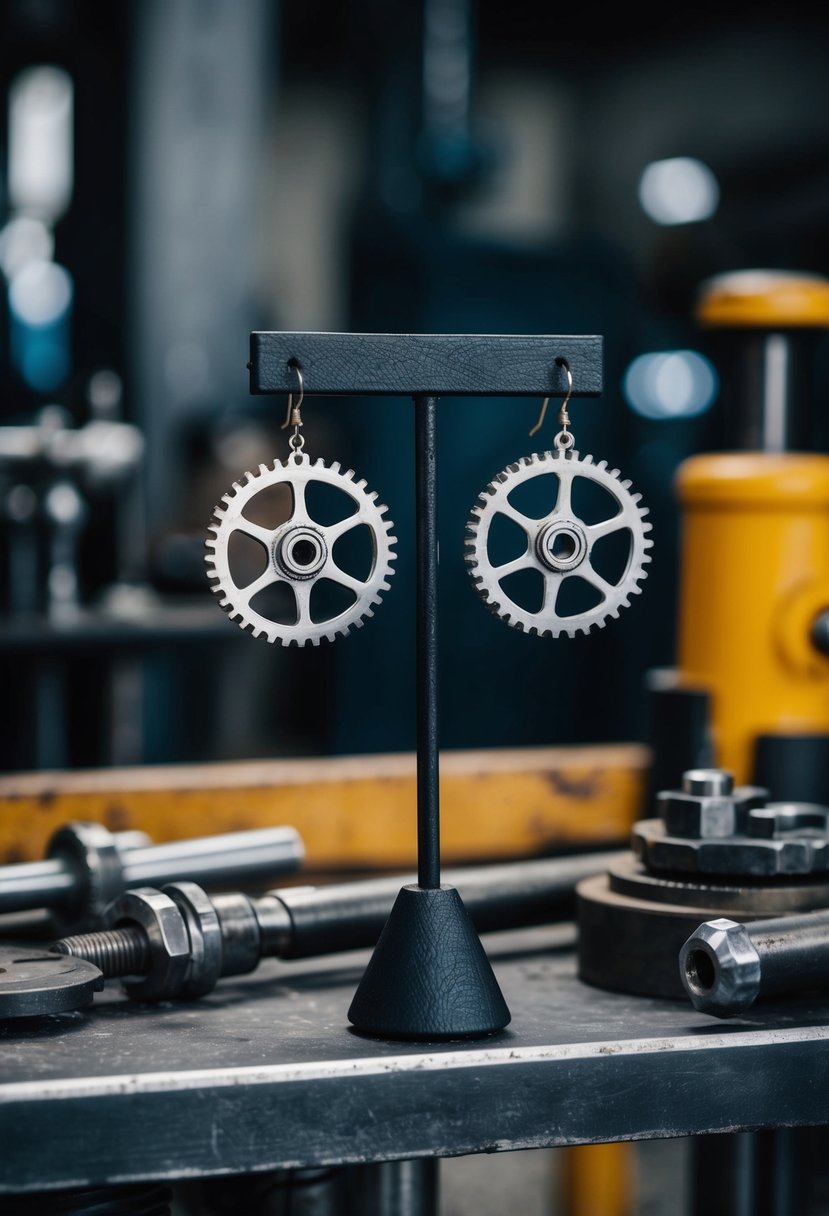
[[53, 926, 150, 977]]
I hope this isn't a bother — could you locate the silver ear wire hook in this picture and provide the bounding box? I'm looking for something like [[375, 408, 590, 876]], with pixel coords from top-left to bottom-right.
[[529, 358, 574, 447], [281, 364, 306, 456]]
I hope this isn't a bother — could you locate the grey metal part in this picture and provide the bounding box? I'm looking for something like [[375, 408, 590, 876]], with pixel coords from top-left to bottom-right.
[[576, 853, 829, 998], [682, 769, 735, 797], [120, 826, 304, 888], [659, 787, 767, 840], [163, 882, 223, 998], [0, 824, 304, 930], [749, 802, 829, 838], [645, 768, 829, 877], [47, 822, 126, 933], [4, 929, 829, 1193], [607, 853, 829, 913], [680, 907, 829, 1019], [108, 889, 190, 1001], [680, 918, 762, 1015], [633, 817, 829, 876], [211, 891, 262, 977], [0, 944, 103, 1018]]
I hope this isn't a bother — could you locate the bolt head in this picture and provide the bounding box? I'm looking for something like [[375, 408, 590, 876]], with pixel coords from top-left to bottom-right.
[[679, 917, 761, 1016], [658, 791, 737, 839], [682, 769, 735, 798]]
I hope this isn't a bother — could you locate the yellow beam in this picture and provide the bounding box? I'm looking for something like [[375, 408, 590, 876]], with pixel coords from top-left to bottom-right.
[[0, 744, 649, 870]]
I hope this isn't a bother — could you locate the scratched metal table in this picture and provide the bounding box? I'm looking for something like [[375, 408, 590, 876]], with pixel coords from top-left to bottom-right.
[[2, 925, 829, 1193]]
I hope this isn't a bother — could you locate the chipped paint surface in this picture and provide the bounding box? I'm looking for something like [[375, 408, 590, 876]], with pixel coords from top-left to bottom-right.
[[0, 745, 648, 869]]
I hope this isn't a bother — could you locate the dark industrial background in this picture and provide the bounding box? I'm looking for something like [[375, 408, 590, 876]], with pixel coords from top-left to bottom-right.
[[2, 0, 829, 773]]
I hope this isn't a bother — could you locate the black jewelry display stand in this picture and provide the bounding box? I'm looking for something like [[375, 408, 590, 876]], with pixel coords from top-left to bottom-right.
[[249, 332, 603, 1040]]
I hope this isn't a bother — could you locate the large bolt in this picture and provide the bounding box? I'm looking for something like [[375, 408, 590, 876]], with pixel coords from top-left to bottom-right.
[[679, 918, 761, 1014], [0, 822, 304, 933], [680, 908, 829, 1016], [51, 852, 623, 1007]]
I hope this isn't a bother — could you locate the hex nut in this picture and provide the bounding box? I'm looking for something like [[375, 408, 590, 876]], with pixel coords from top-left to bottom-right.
[[107, 888, 190, 1002], [679, 918, 761, 1016], [163, 882, 223, 998], [659, 791, 737, 840]]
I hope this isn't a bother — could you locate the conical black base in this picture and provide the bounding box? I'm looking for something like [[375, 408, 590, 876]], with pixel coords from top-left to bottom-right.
[[347, 884, 511, 1040]]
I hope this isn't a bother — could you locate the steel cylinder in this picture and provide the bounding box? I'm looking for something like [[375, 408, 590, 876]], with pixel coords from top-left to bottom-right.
[[681, 908, 829, 1015], [675, 453, 829, 782]]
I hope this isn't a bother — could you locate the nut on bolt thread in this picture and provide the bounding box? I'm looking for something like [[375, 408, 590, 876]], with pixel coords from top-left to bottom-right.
[[54, 925, 151, 978]]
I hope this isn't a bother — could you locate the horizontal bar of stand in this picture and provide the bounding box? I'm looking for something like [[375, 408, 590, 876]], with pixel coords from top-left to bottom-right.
[[249, 333, 602, 397]]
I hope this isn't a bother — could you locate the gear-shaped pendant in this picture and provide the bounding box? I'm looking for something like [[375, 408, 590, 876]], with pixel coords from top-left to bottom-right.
[[465, 447, 652, 638], [205, 453, 396, 646]]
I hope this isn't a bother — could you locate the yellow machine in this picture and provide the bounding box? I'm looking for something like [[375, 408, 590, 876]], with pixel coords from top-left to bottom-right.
[[675, 270, 829, 788]]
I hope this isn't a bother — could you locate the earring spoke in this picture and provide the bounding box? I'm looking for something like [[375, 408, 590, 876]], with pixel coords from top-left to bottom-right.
[[290, 478, 308, 521], [232, 519, 273, 548], [587, 514, 627, 540], [496, 501, 536, 535], [324, 562, 367, 595], [581, 563, 615, 601], [554, 472, 572, 516], [326, 512, 363, 543], [494, 551, 533, 580], [293, 581, 312, 625], [542, 570, 563, 612], [240, 568, 280, 604]]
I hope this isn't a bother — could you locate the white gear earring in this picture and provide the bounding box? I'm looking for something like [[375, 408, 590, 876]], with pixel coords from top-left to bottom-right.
[[206, 365, 397, 646], [465, 358, 652, 638]]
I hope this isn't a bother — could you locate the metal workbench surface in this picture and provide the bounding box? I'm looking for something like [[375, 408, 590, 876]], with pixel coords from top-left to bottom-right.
[[2, 925, 829, 1193]]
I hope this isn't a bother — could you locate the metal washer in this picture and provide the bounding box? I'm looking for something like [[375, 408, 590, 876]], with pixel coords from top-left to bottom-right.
[[0, 945, 104, 1019]]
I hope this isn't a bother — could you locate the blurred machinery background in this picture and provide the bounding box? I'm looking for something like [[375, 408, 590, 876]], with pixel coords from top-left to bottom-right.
[[5, 5, 829, 1216], [1, 0, 829, 774]]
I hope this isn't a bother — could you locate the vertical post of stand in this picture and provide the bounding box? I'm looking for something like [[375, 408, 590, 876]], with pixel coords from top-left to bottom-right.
[[415, 394, 441, 890], [346, 383, 510, 1038]]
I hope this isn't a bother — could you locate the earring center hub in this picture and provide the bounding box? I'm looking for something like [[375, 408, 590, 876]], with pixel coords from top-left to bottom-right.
[[273, 524, 328, 580], [536, 520, 588, 572]]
